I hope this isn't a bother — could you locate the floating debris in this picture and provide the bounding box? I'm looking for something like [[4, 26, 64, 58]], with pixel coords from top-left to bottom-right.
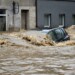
[[0, 39, 8, 45]]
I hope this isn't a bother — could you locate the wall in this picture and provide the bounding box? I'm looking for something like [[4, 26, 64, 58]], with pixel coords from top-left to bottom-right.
[[37, 0, 75, 29], [0, 0, 35, 6]]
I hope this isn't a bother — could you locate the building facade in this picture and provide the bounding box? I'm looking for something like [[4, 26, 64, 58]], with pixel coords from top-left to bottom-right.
[[36, 0, 75, 29], [0, 0, 36, 31], [0, 0, 75, 31]]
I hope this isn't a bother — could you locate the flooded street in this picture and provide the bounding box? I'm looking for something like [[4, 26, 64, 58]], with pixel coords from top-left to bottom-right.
[[0, 45, 75, 75], [0, 29, 75, 75]]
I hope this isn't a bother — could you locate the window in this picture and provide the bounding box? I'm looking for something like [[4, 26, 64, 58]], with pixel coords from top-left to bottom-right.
[[0, 16, 6, 31], [59, 14, 65, 26], [44, 14, 51, 27], [73, 15, 75, 25], [0, 9, 6, 14], [0, 9, 6, 31]]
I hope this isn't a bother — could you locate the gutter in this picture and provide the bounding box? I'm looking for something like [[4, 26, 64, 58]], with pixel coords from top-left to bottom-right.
[[35, 0, 37, 28]]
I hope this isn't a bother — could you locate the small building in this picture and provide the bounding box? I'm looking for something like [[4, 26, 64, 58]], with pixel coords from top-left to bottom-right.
[[0, 0, 36, 31], [36, 0, 75, 29]]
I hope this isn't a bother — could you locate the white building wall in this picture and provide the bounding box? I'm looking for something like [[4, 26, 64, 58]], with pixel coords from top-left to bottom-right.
[[29, 6, 36, 29], [13, 6, 36, 31], [0, 0, 36, 31]]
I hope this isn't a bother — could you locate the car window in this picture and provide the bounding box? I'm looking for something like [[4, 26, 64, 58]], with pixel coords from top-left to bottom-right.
[[54, 28, 64, 40]]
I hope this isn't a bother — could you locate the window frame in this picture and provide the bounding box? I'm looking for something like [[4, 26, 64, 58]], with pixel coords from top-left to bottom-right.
[[0, 9, 6, 31], [0, 9, 6, 14], [44, 14, 51, 28], [72, 14, 75, 25], [59, 14, 65, 27]]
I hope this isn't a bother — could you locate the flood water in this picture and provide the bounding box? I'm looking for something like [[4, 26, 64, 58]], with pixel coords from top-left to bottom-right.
[[0, 46, 75, 75]]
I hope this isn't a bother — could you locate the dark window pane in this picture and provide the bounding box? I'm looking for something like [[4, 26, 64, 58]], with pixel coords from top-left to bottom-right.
[[0, 9, 6, 14], [0, 16, 6, 31], [73, 15, 75, 25], [44, 14, 51, 27], [59, 14, 65, 25]]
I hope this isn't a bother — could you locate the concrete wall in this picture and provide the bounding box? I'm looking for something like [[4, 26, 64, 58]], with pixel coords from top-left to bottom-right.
[[0, 0, 36, 31], [0, 0, 35, 6], [14, 6, 36, 30], [37, 0, 75, 29]]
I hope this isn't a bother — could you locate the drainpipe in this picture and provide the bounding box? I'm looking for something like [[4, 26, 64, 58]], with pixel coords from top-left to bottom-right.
[[36, 0, 37, 28], [12, 1, 15, 30], [13, 12, 14, 30], [25, 0, 30, 30]]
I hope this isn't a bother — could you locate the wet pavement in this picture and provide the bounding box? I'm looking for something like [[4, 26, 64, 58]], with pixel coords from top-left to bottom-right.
[[0, 45, 75, 75]]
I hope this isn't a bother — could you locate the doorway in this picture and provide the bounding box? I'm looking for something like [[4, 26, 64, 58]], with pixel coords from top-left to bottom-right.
[[21, 10, 29, 30]]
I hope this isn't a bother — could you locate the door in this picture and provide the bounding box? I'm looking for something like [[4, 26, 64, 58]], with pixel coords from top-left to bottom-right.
[[21, 10, 29, 29]]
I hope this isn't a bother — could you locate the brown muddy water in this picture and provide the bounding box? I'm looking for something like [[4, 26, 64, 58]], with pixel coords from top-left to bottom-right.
[[0, 45, 75, 75]]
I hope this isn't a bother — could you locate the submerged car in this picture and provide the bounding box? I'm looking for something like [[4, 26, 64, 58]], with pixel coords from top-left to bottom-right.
[[47, 27, 70, 42]]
